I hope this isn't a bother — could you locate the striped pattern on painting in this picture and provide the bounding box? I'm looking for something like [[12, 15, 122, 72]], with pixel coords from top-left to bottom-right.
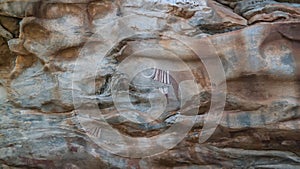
[[150, 68, 171, 85]]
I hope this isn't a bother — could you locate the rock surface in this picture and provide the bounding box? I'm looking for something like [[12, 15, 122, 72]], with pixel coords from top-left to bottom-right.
[[0, 0, 299, 168]]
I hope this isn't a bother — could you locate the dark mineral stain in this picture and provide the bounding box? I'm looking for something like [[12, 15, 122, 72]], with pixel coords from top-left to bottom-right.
[[281, 54, 295, 66], [220, 57, 229, 73], [260, 113, 266, 125], [237, 113, 251, 127]]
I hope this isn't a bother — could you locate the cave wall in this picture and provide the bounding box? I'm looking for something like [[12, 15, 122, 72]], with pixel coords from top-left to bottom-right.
[[0, 0, 299, 168]]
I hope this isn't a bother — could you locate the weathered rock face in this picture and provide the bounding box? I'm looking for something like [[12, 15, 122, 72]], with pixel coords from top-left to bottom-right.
[[218, 0, 300, 24], [0, 0, 299, 168]]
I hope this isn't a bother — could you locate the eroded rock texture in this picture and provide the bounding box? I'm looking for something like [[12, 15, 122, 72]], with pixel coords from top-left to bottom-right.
[[0, 0, 299, 168]]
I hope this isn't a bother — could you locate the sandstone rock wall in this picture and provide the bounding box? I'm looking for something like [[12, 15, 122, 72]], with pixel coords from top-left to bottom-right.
[[0, 0, 299, 168]]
